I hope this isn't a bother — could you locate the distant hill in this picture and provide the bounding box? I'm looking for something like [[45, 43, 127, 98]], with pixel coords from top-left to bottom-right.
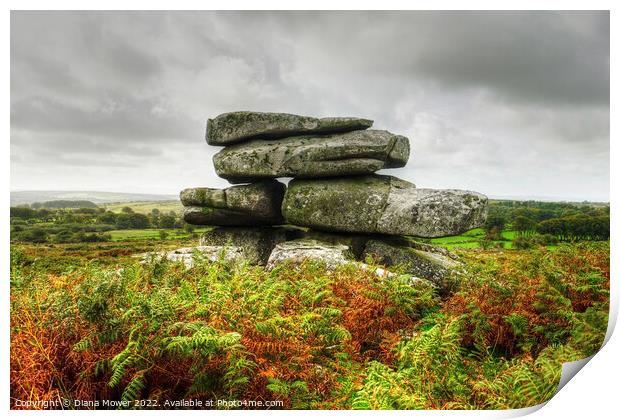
[[31, 200, 98, 209], [10, 191, 178, 206]]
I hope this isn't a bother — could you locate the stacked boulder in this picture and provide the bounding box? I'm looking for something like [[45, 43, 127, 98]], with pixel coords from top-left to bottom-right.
[[180, 111, 488, 289]]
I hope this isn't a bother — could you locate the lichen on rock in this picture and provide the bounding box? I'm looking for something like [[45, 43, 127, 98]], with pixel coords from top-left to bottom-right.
[[206, 111, 373, 145], [266, 239, 353, 270], [199, 227, 289, 265], [212, 130, 409, 182], [181, 180, 286, 226], [363, 238, 461, 290], [282, 175, 487, 237]]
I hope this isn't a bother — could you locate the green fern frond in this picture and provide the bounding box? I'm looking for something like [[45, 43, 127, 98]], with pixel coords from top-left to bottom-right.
[[121, 373, 146, 402]]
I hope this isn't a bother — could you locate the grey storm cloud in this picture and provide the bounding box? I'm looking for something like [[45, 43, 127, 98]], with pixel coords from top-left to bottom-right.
[[11, 95, 194, 141], [10, 10, 609, 201]]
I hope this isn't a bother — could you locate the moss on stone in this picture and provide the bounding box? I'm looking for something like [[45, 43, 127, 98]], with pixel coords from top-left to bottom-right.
[[207, 111, 374, 146], [199, 227, 288, 265], [282, 175, 392, 233], [363, 239, 459, 289]]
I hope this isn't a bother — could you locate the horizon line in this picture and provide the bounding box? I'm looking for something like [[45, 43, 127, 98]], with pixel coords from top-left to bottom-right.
[[9, 189, 610, 204]]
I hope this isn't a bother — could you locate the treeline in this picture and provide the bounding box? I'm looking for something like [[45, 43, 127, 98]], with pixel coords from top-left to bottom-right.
[[29, 200, 98, 209], [490, 199, 609, 223], [536, 215, 609, 241], [485, 200, 609, 245], [10, 206, 187, 244]]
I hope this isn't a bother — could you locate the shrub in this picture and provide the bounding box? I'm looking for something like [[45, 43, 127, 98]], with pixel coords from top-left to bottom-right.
[[512, 236, 533, 249], [16, 228, 49, 243], [485, 227, 504, 241]]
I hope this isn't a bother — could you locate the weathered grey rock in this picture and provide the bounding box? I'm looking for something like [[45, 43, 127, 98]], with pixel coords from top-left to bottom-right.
[[402, 239, 460, 261], [266, 239, 353, 270], [282, 175, 488, 237], [181, 180, 285, 226], [199, 227, 288, 265], [213, 130, 409, 183], [286, 230, 371, 259], [265, 238, 434, 285], [363, 239, 460, 288], [137, 246, 244, 268], [206, 111, 373, 145]]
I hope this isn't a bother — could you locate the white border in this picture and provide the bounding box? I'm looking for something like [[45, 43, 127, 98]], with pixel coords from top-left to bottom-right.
[[2, 1, 617, 419]]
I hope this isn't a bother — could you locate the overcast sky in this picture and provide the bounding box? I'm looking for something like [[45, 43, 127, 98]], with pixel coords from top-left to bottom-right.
[[10, 11, 609, 201]]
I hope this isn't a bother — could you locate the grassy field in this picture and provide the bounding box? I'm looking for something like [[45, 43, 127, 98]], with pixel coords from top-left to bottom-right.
[[102, 200, 182, 214], [106, 225, 542, 249], [107, 227, 211, 241], [429, 228, 509, 248], [429, 228, 551, 250]]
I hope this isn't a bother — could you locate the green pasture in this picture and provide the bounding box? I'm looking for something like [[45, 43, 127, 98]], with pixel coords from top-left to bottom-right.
[[103, 200, 182, 215], [430, 228, 517, 250], [108, 227, 211, 241]]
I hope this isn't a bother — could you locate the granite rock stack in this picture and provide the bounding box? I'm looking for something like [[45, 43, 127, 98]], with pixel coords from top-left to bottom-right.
[[179, 111, 489, 288]]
